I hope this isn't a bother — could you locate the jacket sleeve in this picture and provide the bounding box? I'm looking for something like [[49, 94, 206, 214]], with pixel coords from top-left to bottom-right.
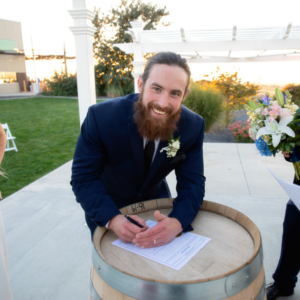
[[70, 107, 121, 226], [168, 118, 206, 231]]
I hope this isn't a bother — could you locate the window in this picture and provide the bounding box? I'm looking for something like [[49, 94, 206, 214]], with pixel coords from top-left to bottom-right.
[[0, 72, 17, 84], [0, 39, 16, 51]]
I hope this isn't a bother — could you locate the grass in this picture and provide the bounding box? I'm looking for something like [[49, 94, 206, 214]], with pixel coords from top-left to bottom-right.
[[0, 97, 82, 199]]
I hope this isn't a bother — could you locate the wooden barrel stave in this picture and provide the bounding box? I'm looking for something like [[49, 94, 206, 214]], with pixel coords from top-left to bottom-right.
[[90, 199, 266, 300]]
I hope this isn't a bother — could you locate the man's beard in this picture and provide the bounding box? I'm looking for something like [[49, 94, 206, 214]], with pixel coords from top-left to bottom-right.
[[133, 91, 181, 141]]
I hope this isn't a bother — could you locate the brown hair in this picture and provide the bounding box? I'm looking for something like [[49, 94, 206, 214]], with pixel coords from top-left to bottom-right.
[[141, 52, 191, 93]]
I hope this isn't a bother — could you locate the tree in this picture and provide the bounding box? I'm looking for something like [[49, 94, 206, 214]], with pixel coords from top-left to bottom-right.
[[93, 0, 170, 96], [205, 69, 261, 127]]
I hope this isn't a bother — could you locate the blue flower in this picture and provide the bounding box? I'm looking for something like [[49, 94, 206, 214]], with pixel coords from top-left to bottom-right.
[[261, 94, 271, 105], [255, 137, 274, 157], [283, 94, 287, 104]]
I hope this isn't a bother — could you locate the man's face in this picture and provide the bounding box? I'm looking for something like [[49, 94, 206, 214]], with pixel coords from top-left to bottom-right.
[[138, 64, 188, 123], [134, 64, 188, 141]]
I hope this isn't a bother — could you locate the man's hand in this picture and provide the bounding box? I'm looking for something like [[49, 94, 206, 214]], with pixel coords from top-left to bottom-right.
[[132, 210, 183, 248], [108, 214, 148, 243]]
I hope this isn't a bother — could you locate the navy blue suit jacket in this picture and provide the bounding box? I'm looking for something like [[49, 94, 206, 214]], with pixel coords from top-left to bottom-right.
[[71, 93, 206, 234]]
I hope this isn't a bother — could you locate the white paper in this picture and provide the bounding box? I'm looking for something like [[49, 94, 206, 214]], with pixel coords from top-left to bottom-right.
[[112, 220, 211, 270], [267, 167, 300, 211]]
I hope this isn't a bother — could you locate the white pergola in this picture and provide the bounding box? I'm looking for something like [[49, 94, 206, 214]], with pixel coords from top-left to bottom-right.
[[68, 0, 300, 125], [114, 21, 300, 92]]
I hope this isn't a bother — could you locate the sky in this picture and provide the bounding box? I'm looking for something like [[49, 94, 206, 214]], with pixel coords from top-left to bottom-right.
[[1, 0, 300, 86]]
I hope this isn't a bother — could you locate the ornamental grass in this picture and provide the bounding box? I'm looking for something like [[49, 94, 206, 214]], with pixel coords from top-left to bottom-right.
[[183, 83, 224, 131]]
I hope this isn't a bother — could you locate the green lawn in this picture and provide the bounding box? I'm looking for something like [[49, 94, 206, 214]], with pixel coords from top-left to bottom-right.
[[0, 97, 85, 199]]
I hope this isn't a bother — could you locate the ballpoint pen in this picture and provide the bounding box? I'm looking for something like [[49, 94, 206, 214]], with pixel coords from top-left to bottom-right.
[[125, 215, 144, 228]]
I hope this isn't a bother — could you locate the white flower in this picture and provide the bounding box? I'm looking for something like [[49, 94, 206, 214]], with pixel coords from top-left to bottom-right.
[[169, 151, 177, 157], [256, 116, 295, 147], [255, 108, 262, 114], [249, 121, 261, 140], [172, 140, 180, 150], [160, 138, 180, 157], [270, 100, 279, 105], [291, 104, 299, 114]]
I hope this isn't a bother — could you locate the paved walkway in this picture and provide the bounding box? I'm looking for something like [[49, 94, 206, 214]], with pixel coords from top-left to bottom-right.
[[0, 143, 299, 300]]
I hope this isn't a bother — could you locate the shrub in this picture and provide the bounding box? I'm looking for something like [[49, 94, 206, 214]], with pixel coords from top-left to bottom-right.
[[43, 71, 78, 96], [229, 120, 254, 143], [106, 84, 123, 98], [205, 70, 261, 127], [183, 83, 224, 131]]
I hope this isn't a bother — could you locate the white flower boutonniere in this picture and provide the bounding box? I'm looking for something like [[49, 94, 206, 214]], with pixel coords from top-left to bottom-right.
[[160, 135, 180, 157]]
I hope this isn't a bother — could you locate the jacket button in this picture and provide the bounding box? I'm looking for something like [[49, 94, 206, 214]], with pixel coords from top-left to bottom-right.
[[138, 193, 142, 197]]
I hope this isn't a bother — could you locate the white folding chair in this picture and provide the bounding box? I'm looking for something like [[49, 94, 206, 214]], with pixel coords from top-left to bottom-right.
[[1, 123, 18, 152]]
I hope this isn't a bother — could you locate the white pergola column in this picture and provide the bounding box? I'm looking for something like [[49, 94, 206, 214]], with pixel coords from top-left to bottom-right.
[[128, 21, 145, 92], [69, 0, 96, 126]]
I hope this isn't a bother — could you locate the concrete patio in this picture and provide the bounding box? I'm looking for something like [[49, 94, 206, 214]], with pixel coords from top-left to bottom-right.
[[0, 143, 299, 300]]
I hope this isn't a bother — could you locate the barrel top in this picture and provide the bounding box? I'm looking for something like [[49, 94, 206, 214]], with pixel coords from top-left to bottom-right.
[[94, 199, 260, 284]]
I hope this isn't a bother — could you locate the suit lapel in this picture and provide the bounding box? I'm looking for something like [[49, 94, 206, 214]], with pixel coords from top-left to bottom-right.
[[128, 122, 144, 184], [127, 98, 144, 183], [141, 140, 169, 190]]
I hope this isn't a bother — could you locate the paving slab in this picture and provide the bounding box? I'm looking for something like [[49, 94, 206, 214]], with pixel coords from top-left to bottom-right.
[[0, 143, 299, 300]]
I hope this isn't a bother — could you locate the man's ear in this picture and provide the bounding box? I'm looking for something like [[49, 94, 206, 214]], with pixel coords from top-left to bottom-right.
[[182, 88, 190, 102], [137, 76, 143, 93]]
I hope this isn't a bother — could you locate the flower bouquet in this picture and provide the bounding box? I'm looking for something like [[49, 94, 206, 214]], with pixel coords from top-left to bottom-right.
[[245, 88, 300, 179]]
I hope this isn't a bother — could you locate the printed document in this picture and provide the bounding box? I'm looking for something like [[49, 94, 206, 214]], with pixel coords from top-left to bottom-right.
[[112, 220, 211, 270], [267, 167, 300, 211]]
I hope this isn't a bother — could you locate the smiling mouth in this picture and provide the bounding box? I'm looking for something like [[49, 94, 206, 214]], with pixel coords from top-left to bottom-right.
[[152, 108, 166, 115]]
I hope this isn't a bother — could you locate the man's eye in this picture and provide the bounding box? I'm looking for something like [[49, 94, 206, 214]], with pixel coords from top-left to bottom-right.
[[153, 87, 160, 92], [172, 92, 180, 97]]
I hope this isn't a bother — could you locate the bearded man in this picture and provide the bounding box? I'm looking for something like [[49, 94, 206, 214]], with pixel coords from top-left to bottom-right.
[[71, 52, 205, 248]]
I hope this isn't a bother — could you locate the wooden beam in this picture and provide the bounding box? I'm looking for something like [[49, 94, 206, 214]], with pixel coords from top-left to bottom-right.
[[180, 28, 186, 42], [114, 39, 300, 54], [232, 25, 237, 41], [186, 53, 300, 63], [283, 23, 292, 39]]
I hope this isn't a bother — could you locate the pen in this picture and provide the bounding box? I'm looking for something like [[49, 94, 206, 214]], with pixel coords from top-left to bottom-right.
[[125, 215, 144, 228]]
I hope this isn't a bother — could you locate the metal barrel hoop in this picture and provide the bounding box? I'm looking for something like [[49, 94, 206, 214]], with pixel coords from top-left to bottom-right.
[[91, 240, 264, 300]]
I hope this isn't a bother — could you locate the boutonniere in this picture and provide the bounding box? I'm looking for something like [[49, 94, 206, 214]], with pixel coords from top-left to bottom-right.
[[160, 135, 180, 157]]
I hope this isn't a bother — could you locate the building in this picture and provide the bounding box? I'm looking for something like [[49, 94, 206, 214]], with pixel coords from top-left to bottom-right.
[[0, 19, 27, 95]]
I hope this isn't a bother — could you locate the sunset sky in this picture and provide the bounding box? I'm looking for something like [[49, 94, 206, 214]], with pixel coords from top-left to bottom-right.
[[1, 0, 300, 86]]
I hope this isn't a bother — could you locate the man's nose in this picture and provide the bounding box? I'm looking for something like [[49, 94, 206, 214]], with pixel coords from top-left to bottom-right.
[[156, 93, 168, 108]]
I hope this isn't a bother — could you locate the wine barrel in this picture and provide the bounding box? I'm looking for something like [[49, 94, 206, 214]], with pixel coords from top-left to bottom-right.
[[90, 199, 266, 300]]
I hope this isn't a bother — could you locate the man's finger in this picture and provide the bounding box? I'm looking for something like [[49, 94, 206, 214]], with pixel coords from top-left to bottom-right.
[[120, 237, 135, 243], [154, 210, 167, 222], [135, 240, 165, 248], [125, 221, 146, 235], [135, 222, 165, 239], [129, 215, 149, 229], [133, 232, 166, 245]]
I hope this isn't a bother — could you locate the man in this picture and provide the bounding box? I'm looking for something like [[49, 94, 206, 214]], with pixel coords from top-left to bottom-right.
[[71, 52, 205, 248], [267, 147, 300, 300]]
